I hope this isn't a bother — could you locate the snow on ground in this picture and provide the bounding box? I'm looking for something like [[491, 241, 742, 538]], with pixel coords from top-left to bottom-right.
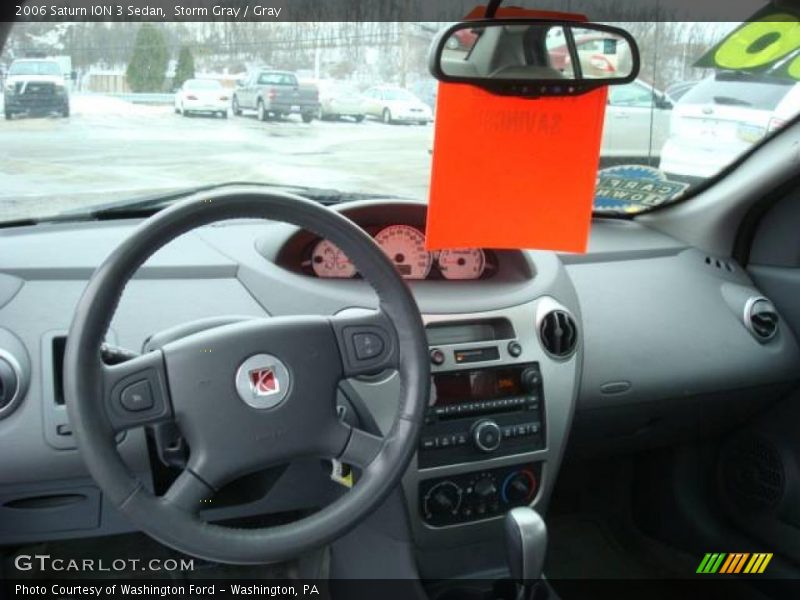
[[71, 94, 171, 118]]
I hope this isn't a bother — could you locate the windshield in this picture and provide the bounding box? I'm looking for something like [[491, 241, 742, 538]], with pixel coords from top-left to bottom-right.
[[1, 21, 799, 223], [8, 60, 62, 76]]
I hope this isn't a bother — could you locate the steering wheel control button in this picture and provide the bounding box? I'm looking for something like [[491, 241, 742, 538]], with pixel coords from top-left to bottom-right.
[[120, 380, 154, 412], [235, 354, 291, 410], [353, 332, 384, 360], [430, 348, 446, 365], [473, 419, 502, 452], [334, 319, 397, 376]]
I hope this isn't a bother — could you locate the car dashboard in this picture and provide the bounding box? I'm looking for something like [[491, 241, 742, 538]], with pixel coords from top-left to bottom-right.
[[0, 199, 798, 579]]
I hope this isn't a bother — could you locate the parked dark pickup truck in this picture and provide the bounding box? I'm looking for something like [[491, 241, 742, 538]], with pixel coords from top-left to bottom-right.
[[232, 69, 319, 123]]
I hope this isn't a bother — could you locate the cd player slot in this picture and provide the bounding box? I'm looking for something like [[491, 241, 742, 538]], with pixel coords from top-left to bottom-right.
[[434, 399, 526, 420]]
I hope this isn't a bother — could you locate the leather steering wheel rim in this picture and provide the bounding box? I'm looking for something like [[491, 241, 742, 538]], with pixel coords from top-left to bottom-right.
[[64, 188, 430, 564]]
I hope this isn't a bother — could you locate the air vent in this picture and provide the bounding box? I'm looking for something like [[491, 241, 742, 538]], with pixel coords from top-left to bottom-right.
[[720, 435, 784, 512], [704, 255, 735, 272], [538, 310, 578, 358], [744, 297, 779, 342], [0, 354, 21, 417]]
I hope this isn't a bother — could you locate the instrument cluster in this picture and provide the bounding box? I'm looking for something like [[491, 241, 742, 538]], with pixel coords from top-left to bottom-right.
[[305, 224, 495, 281]]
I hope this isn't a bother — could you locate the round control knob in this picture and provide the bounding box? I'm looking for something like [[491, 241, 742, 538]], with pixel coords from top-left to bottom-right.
[[502, 470, 537, 504], [430, 348, 446, 366], [423, 481, 462, 518], [472, 419, 502, 452], [473, 476, 498, 500], [520, 367, 541, 392]]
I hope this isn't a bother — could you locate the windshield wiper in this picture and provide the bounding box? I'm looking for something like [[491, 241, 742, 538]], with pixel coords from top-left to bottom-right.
[[1, 182, 404, 228]]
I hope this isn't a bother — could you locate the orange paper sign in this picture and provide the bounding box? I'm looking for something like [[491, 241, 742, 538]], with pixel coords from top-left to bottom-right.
[[426, 83, 607, 254]]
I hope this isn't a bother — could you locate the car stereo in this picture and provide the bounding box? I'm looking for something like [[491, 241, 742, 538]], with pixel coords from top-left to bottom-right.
[[419, 362, 544, 468]]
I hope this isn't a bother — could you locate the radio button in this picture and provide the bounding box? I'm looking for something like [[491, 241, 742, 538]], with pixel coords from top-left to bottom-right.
[[521, 367, 541, 391], [473, 420, 502, 452], [430, 348, 446, 366], [421, 437, 437, 450]]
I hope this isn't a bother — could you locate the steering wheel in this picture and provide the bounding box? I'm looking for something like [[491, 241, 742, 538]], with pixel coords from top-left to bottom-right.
[[63, 189, 430, 564]]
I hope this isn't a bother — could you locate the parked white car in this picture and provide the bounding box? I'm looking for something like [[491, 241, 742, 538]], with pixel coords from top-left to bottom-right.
[[362, 86, 432, 124], [660, 73, 800, 180], [316, 80, 365, 122], [601, 79, 673, 164], [174, 79, 230, 118]]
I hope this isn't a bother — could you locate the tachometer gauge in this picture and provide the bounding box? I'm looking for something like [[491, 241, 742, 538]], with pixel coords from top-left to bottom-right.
[[374, 225, 432, 280], [311, 239, 356, 279], [438, 248, 486, 280]]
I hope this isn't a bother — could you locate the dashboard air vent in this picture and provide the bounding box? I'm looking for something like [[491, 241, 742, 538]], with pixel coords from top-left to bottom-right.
[[539, 310, 577, 358], [744, 297, 779, 342], [704, 255, 735, 272], [0, 355, 20, 417]]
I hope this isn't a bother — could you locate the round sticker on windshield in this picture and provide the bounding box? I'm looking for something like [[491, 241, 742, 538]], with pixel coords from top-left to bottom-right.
[[594, 165, 690, 213]]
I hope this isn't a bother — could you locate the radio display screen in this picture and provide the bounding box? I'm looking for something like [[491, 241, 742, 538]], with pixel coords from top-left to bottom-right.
[[432, 367, 523, 405]]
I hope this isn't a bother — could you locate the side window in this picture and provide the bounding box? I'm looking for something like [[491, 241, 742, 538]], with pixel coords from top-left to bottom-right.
[[258, 73, 282, 85], [609, 83, 654, 108]]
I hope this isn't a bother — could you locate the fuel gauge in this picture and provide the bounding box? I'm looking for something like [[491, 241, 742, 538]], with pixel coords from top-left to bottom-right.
[[438, 248, 485, 280]]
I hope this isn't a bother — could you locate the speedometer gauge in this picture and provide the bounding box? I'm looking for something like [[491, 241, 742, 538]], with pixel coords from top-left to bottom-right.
[[374, 225, 432, 280], [311, 239, 356, 279], [438, 248, 486, 280]]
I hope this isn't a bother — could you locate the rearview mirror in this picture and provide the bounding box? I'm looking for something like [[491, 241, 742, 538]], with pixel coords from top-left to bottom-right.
[[430, 20, 639, 97]]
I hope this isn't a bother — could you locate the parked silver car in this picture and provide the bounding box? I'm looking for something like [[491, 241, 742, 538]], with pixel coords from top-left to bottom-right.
[[661, 73, 800, 180], [316, 80, 365, 122], [362, 86, 432, 124]]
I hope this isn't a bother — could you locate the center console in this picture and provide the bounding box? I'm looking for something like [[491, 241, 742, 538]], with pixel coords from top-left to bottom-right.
[[390, 298, 579, 558], [418, 362, 546, 526]]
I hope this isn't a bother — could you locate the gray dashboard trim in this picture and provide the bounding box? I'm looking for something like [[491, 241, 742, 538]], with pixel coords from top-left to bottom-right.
[[0, 273, 23, 309], [570, 247, 800, 411]]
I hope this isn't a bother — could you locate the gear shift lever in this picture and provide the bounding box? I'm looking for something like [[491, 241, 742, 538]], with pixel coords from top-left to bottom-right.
[[504, 507, 547, 599]]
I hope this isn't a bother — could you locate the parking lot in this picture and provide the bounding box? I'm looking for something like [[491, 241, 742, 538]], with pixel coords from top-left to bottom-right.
[[0, 94, 434, 222]]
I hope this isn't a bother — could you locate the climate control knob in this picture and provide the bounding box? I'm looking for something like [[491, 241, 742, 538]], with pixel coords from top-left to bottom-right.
[[502, 470, 538, 504], [423, 481, 462, 519], [473, 476, 498, 500], [472, 419, 502, 452]]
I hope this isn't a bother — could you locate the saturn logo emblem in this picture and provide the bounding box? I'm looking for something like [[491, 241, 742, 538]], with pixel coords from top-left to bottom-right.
[[249, 367, 279, 397], [235, 354, 290, 409]]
